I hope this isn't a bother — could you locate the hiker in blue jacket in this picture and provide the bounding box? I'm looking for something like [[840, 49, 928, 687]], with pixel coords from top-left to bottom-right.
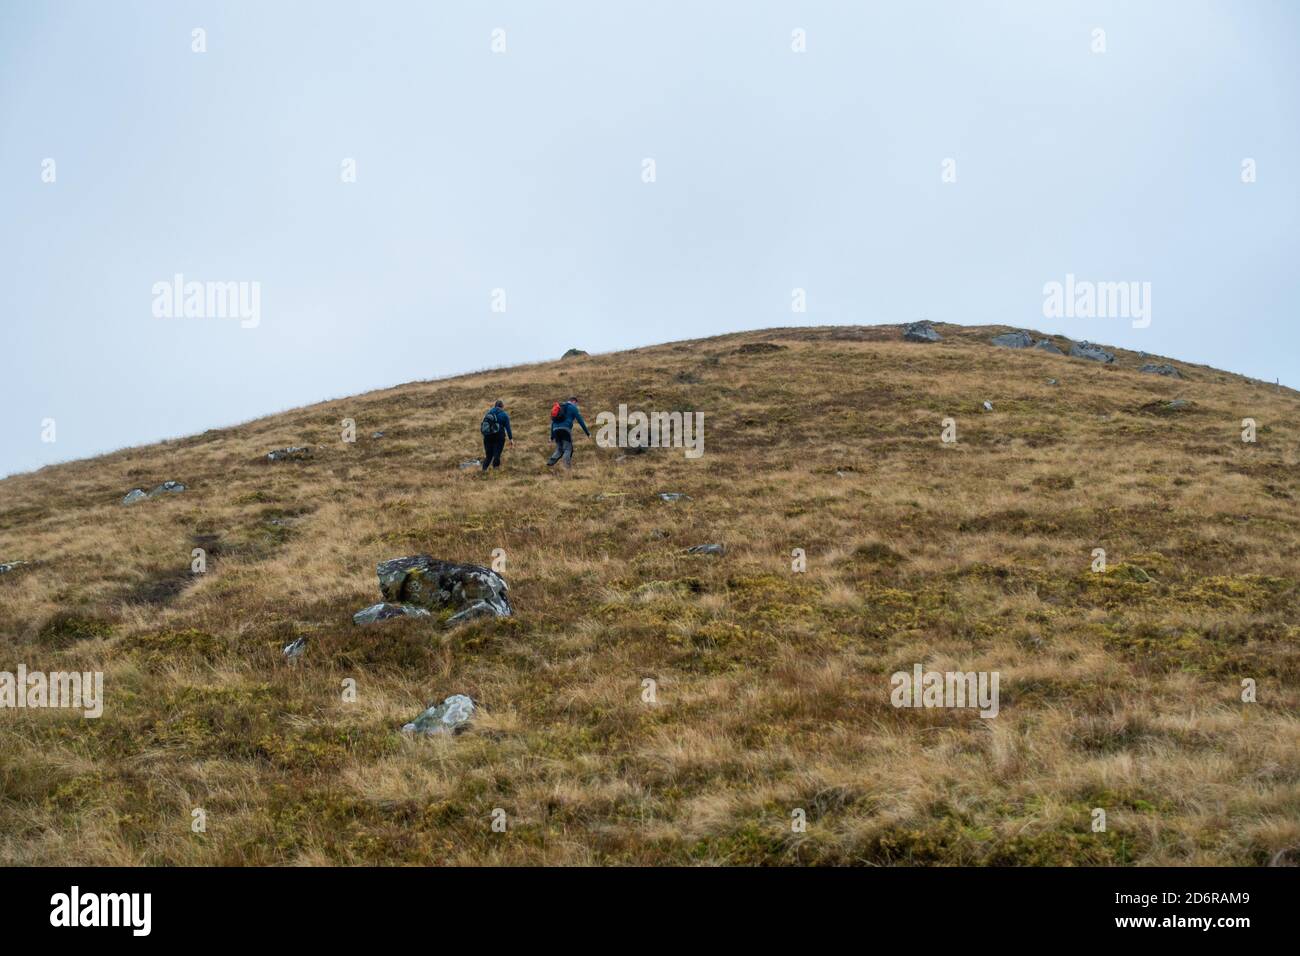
[[480, 400, 513, 471], [547, 395, 589, 470]]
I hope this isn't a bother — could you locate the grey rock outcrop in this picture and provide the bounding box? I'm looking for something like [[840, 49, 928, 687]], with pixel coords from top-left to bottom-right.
[[1069, 341, 1115, 363], [991, 331, 1034, 349], [122, 481, 186, 505], [903, 321, 941, 343], [658, 492, 691, 502], [402, 694, 475, 736], [562, 348, 589, 358], [1140, 363, 1182, 378], [1035, 339, 1064, 354]]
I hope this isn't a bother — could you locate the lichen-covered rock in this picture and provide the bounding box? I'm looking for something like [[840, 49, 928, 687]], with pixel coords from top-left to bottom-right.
[[903, 320, 941, 343], [991, 331, 1033, 348], [267, 446, 312, 462], [402, 694, 475, 736], [1069, 341, 1115, 363], [1140, 363, 1182, 378], [376, 556, 511, 619], [352, 602, 433, 625]]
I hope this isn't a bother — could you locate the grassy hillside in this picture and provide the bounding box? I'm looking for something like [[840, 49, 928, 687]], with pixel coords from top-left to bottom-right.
[[1, 323, 1297, 865]]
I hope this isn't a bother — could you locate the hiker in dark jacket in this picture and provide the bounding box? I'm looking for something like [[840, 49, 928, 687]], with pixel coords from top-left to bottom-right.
[[480, 400, 513, 471], [547, 396, 589, 470]]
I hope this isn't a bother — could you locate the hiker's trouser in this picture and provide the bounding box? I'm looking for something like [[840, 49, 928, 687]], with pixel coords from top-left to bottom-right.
[[548, 430, 573, 468], [482, 433, 506, 469]]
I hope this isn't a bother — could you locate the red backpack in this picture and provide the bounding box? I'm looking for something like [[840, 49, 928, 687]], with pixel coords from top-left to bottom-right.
[[551, 402, 562, 421]]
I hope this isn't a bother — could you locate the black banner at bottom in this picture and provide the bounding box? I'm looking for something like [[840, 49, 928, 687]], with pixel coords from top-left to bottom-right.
[[0, 866, 1284, 941]]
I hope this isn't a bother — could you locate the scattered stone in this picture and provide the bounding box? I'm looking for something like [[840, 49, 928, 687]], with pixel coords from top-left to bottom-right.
[[562, 348, 589, 359], [267, 446, 312, 462], [459, 459, 482, 470], [903, 320, 941, 343], [982, 401, 994, 412], [376, 556, 511, 620], [990, 330, 1034, 349], [658, 492, 691, 502], [1035, 339, 1064, 354], [1068, 341, 1115, 363], [0, 561, 27, 575], [282, 636, 306, 662], [1046, 378, 1059, 386], [402, 694, 475, 736], [121, 481, 186, 505], [352, 602, 433, 625], [685, 544, 725, 556], [372, 431, 385, 439], [1140, 363, 1182, 378]]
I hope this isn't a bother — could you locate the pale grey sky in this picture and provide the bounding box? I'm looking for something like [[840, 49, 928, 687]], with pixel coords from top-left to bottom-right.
[[2, 0, 1297, 478]]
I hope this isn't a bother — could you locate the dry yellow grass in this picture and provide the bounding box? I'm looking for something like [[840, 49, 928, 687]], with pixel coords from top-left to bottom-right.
[[0, 323, 1297, 865]]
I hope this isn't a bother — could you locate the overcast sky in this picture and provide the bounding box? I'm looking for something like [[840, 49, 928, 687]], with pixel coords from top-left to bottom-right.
[[2, 0, 1297, 478]]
